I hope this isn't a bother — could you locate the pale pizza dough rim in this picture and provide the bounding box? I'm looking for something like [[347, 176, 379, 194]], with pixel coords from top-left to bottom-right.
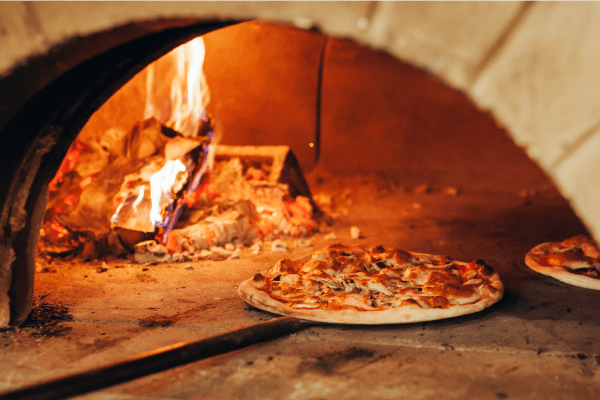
[[238, 256, 505, 325], [525, 242, 600, 291]]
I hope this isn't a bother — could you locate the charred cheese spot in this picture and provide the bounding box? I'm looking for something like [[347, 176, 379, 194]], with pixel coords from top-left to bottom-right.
[[392, 250, 415, 265], [329, 243, 349, 251], [473, 260, 494, 276], [252, 273, 269, 290], [371, 245, 386, 254]]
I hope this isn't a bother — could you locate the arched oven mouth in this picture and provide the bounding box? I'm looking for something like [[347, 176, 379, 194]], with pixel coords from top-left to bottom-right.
[[0, 13, 597, 400], [0, 19, 238, 326]]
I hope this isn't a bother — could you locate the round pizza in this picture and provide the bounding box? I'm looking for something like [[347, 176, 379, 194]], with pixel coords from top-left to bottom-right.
[[238, 243, 504, 324], [525, 234, 600, 290]]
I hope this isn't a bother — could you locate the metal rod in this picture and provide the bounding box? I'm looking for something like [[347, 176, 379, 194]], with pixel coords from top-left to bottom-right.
[[0, 316, 312, 400]]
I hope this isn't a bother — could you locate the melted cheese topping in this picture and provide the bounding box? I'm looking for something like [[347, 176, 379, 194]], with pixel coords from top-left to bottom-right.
[[259, 244, 500, 311], [537, 235, 600, 276]]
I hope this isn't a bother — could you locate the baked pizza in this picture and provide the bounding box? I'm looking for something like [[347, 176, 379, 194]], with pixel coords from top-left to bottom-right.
[[238, 243, 504, 324], [525, 234, 600, 290]]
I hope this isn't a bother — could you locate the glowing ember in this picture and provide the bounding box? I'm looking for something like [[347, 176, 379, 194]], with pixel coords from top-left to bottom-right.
[[50, 218, 70, 240], [48, 139, 91, 189]]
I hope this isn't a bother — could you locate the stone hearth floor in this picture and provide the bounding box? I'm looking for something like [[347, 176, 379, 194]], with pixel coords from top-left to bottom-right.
[[2, 179, 600, 399]]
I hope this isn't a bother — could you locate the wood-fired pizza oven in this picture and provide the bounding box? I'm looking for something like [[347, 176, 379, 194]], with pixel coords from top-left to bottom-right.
[[1, 3, 600, 399]]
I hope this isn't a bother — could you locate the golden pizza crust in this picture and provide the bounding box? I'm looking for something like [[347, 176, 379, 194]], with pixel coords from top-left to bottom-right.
[[525, 242, 600, 291], [238, 248, 504, 325]]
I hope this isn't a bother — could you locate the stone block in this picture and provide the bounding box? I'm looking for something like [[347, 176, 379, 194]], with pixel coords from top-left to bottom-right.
[[366, 1, 523, 89], [0, 2, 46, 74], [553, 128, 600, 243], [30, 2, 373, 57], [471, 2, 600, 170]]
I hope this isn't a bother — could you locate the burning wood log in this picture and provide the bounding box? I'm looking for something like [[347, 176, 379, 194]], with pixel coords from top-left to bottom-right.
[[127, 145, 320, 263], [39, 117, 211, 257], [214, 145, 316, 204]]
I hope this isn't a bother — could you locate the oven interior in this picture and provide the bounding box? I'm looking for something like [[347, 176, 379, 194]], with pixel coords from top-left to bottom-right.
[[1, 20, 599, 399]]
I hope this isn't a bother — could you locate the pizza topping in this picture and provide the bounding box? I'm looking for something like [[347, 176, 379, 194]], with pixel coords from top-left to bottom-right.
[[250, 244, 501, 312], [540, 248, 599, 271], [581, 243, 599, 259], [556, 234, 595, 251], [280, 274, 300, 283], [342, 296, 376, 310], [525, 235, 600, 291], [252, 273, 268, 290]]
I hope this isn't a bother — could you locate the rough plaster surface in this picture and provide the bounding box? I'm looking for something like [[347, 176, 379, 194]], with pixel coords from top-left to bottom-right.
[[366, 1, 524, 89], [472, 2, 600, 169], [554, 128, 600, 242], [471, 1, 600, 242], [0, 1, 374, 75]]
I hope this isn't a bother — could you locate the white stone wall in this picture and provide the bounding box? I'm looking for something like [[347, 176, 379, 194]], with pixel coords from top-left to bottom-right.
[[2, 1, 600, 243]]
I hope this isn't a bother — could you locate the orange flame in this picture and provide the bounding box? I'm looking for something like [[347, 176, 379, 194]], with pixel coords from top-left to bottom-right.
[[144, 37, 209, 137], [117, 36, 213, 232]]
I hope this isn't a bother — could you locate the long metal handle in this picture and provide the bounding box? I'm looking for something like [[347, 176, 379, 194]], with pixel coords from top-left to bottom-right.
[[0, 316, 312, 400]]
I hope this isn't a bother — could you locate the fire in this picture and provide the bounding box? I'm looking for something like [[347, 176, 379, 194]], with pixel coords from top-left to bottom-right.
[[149, 159, 188, 227], [40, 34, 319, 262], [144, 37, 209, 138], [138, 37, 216, 233], [48, 139, 91, 190], [50, 218, 70, 239]]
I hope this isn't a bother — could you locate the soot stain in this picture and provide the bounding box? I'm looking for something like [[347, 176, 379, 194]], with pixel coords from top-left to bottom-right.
[[21, 299, 74, 337], [138, 315, 178, 328], [296, 347, 375, 375]]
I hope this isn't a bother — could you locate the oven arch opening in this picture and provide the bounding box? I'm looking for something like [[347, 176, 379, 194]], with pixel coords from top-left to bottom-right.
[[0, 16, 591, 332]]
